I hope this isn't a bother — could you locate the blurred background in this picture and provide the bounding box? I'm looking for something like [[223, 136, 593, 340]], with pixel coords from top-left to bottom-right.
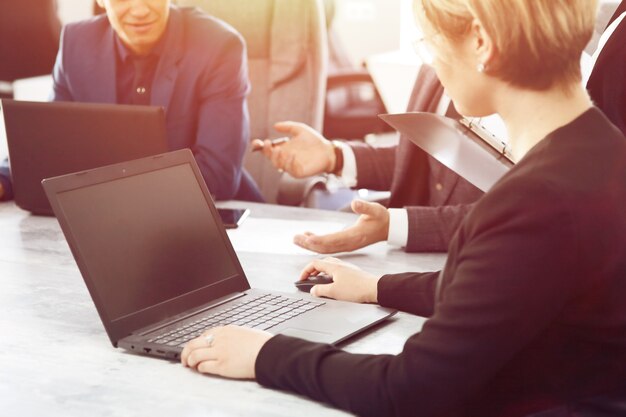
[[0, 0, 620, 189]]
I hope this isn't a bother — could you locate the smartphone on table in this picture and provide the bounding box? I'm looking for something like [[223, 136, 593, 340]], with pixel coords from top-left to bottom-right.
[[217, 208, 250, 229]]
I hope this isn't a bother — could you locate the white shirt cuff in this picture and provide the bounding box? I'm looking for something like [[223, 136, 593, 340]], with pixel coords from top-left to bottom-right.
[[332, 140, 357, 188], [387, 208, 409, 247]]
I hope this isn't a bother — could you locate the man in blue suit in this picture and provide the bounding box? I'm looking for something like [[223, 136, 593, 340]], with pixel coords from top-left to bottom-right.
[[1, 0, 261, 203]]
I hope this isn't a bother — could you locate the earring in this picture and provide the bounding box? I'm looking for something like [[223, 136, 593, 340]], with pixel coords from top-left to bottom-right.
[[477, 63, 486, 73]]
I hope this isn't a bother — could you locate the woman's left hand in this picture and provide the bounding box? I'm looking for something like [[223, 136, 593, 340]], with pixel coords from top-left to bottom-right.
[[181, 325, 273, 379]]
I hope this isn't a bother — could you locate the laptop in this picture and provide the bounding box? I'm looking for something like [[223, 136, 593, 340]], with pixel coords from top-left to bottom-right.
[[1, 99, 168, 215], [42, 149, 396, 360]]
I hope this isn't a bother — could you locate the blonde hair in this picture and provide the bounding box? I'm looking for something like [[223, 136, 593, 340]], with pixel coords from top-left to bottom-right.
[[416, 0, 598, 90]]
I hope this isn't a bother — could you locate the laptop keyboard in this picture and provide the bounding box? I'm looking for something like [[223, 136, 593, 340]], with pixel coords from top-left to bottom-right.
[[148, 293, 325, 348]]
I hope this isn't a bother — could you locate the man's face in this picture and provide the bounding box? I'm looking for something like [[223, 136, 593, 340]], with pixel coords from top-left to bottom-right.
[[98, 0, 171, 56]]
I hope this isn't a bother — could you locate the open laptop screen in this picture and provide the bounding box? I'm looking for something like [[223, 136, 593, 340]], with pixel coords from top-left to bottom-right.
[[2, 99, 168, 215], [56, 162, 240, 323]]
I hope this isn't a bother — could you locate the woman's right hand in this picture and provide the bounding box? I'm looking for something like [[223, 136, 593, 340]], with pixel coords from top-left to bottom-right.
[[299, 257, 380, 304], [251, 121, 336, 178]]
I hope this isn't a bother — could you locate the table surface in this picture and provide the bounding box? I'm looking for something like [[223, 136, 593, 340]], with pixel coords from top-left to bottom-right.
[[0, 200, 446, 417]]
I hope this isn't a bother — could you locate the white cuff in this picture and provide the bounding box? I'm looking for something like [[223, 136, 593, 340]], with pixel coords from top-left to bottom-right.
[[332, 140, 357, 188], [387, 208, 409, 247]]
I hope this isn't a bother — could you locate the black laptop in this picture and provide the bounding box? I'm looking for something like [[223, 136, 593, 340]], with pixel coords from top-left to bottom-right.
[[1, 99, 168, 215], [42, 149, 395, 360]]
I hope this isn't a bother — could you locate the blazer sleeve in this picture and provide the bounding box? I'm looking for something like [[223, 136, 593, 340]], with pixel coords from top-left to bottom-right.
[[51, 25, 74, 102], [193, 32, 250, 200], [405, 203, 476, 252], [0, 158, 13, 201], [255, 180, 580, 417], [377, 271, 440, 317], [347, 141, 396, 191]]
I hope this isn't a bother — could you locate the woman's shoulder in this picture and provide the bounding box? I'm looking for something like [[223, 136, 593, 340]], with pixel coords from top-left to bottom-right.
[[488, 108, 625, 203], [464, 107, 626, 255]]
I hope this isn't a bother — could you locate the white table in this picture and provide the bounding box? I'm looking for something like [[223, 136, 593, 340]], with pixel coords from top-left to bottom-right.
[[0, 201, 446, 417]]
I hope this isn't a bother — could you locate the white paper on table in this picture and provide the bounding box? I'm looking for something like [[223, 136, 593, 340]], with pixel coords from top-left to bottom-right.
[[226, 218, 346, 255]]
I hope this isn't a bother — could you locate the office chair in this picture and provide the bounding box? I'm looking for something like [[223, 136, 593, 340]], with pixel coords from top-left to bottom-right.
[[175, 0, 329, 205], [0, 0, 61, 98], [322, 0, 392, 141]]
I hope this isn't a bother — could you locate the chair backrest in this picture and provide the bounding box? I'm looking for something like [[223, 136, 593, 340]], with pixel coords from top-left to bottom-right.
[[0, 0, 61, 82], [175, 0, 328, 203]]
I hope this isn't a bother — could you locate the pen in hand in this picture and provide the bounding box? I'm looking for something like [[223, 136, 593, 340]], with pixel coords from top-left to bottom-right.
[[251, 136, 290, 152]]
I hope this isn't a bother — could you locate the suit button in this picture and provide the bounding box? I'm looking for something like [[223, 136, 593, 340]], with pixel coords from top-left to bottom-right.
[[136, 86, 147, 94], [435, 183, 443, 191]]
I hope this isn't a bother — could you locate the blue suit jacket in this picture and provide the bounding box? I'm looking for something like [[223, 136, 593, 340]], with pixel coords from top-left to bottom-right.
[[51, 6, 260, 201]]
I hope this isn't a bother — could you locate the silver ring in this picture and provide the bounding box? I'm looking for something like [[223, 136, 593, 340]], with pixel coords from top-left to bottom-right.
[[204, 334, 214, 347]]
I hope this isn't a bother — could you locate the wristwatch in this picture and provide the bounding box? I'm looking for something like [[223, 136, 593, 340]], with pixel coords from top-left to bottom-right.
[[331, 140, 344, 176]]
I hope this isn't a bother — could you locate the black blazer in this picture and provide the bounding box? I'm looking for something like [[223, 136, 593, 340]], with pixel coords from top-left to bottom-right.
[[255, 108, 626, 417], [0, 0, 61, 81]]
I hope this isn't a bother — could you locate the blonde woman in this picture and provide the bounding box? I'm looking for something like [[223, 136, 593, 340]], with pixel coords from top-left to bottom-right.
[[181, 1, 626, 416]]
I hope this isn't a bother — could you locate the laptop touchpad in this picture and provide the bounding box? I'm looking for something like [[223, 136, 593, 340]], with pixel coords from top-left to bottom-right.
[[279, 328, 332, 340]]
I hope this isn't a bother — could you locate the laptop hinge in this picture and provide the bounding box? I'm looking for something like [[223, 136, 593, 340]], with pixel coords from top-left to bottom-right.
[[133, 291, 248, 336]]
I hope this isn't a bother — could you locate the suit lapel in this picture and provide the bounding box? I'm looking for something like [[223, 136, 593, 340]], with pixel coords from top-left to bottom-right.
[[151, 8, 184, 111], [89, 25, 117, 104], [389, 65, 445, 207]]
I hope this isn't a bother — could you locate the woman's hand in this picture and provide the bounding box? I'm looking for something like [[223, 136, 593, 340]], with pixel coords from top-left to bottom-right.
[[181, 325, 273, 379], [300, 257, 381, 304]]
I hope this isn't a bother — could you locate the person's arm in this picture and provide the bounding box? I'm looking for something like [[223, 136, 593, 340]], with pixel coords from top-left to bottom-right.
[[0, 159, 13, 201], [386, 208, 409, 247], [193, 32, 250, 200], [50, 25, 74, 102], [294, 202, 474, 255], [256, 183, 578, 417], [252, 122, 337, 178], [404, 203, 477, 252], [251, 128, 396, 192], [293, 199, 390, 254], [331, 140, 357, 187], [294, 258, 438, 317], [348, 141, 396, 191]]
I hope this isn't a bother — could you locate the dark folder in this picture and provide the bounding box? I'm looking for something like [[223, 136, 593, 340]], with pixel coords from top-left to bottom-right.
[[379, 112, 514, 192]]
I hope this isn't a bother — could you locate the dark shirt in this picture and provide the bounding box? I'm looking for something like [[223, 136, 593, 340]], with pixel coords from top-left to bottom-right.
[[255, 108, 626, 417], [114, 32, 164, 106]]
